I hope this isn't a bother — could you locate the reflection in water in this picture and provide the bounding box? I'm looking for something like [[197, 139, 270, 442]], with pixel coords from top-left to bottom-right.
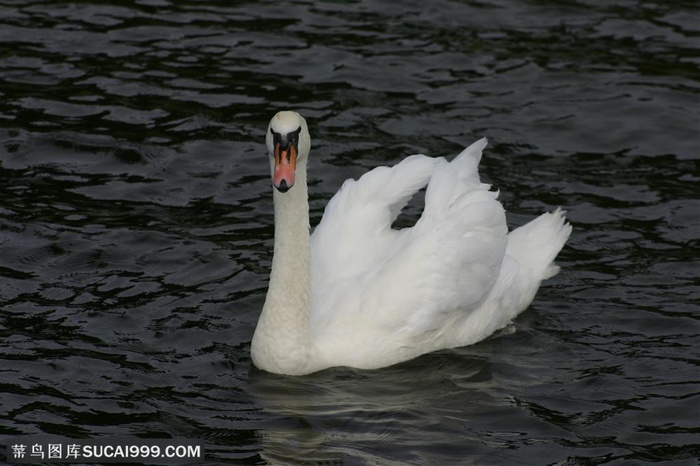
[[0, 0, 698, 464], [249, 351, 494, 464]]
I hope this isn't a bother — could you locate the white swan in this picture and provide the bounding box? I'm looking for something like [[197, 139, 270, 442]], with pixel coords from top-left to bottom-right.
[[251, 111, 571, 376]]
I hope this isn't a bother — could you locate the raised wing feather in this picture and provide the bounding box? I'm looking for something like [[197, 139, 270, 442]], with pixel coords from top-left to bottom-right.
[[310, 154, 438, 324], [310, 139, 507, 359]]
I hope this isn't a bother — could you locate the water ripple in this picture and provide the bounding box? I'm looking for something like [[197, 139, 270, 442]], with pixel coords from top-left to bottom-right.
[[0, 0, 698, 464]]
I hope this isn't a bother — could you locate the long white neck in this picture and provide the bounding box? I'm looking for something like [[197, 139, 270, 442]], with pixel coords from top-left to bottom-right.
[[251, 161, 316, 375]]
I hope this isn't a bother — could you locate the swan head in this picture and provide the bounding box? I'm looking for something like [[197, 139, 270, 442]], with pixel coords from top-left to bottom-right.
[[266, 111, 311, 193]]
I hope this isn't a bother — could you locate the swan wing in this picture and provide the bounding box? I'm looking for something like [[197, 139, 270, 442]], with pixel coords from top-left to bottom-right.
[[359, 139, 507, 338], [310, 139, 508, 363], [310, 153, 439, 323]]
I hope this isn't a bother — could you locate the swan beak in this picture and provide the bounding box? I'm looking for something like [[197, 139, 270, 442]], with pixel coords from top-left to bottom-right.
[[273, 141, 297, 193]]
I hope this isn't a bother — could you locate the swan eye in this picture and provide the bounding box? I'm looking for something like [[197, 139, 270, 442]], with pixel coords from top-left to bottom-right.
[[271, 126, 302, 152]]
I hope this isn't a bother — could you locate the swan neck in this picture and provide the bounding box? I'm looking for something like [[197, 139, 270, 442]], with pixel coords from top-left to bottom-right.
[[270, 175, 312, 297], [252, 165, 314, 375]]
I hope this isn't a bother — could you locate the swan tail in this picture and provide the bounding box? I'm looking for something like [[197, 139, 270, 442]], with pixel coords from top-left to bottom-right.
[[505, 207, 572, 281]]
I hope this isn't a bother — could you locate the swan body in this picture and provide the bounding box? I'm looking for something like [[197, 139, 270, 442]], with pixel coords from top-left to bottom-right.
[[251, 111, 571, 375]]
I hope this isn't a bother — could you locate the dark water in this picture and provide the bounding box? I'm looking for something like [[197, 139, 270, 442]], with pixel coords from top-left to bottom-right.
[[1, 0, 698, 464]]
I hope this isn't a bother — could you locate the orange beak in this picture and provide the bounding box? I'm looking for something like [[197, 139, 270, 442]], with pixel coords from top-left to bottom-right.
[[273, 142, 297, 192]]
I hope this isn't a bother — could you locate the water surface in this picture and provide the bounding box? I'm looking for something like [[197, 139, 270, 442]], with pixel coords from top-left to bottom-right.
[[1, 0, 698, 464]]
